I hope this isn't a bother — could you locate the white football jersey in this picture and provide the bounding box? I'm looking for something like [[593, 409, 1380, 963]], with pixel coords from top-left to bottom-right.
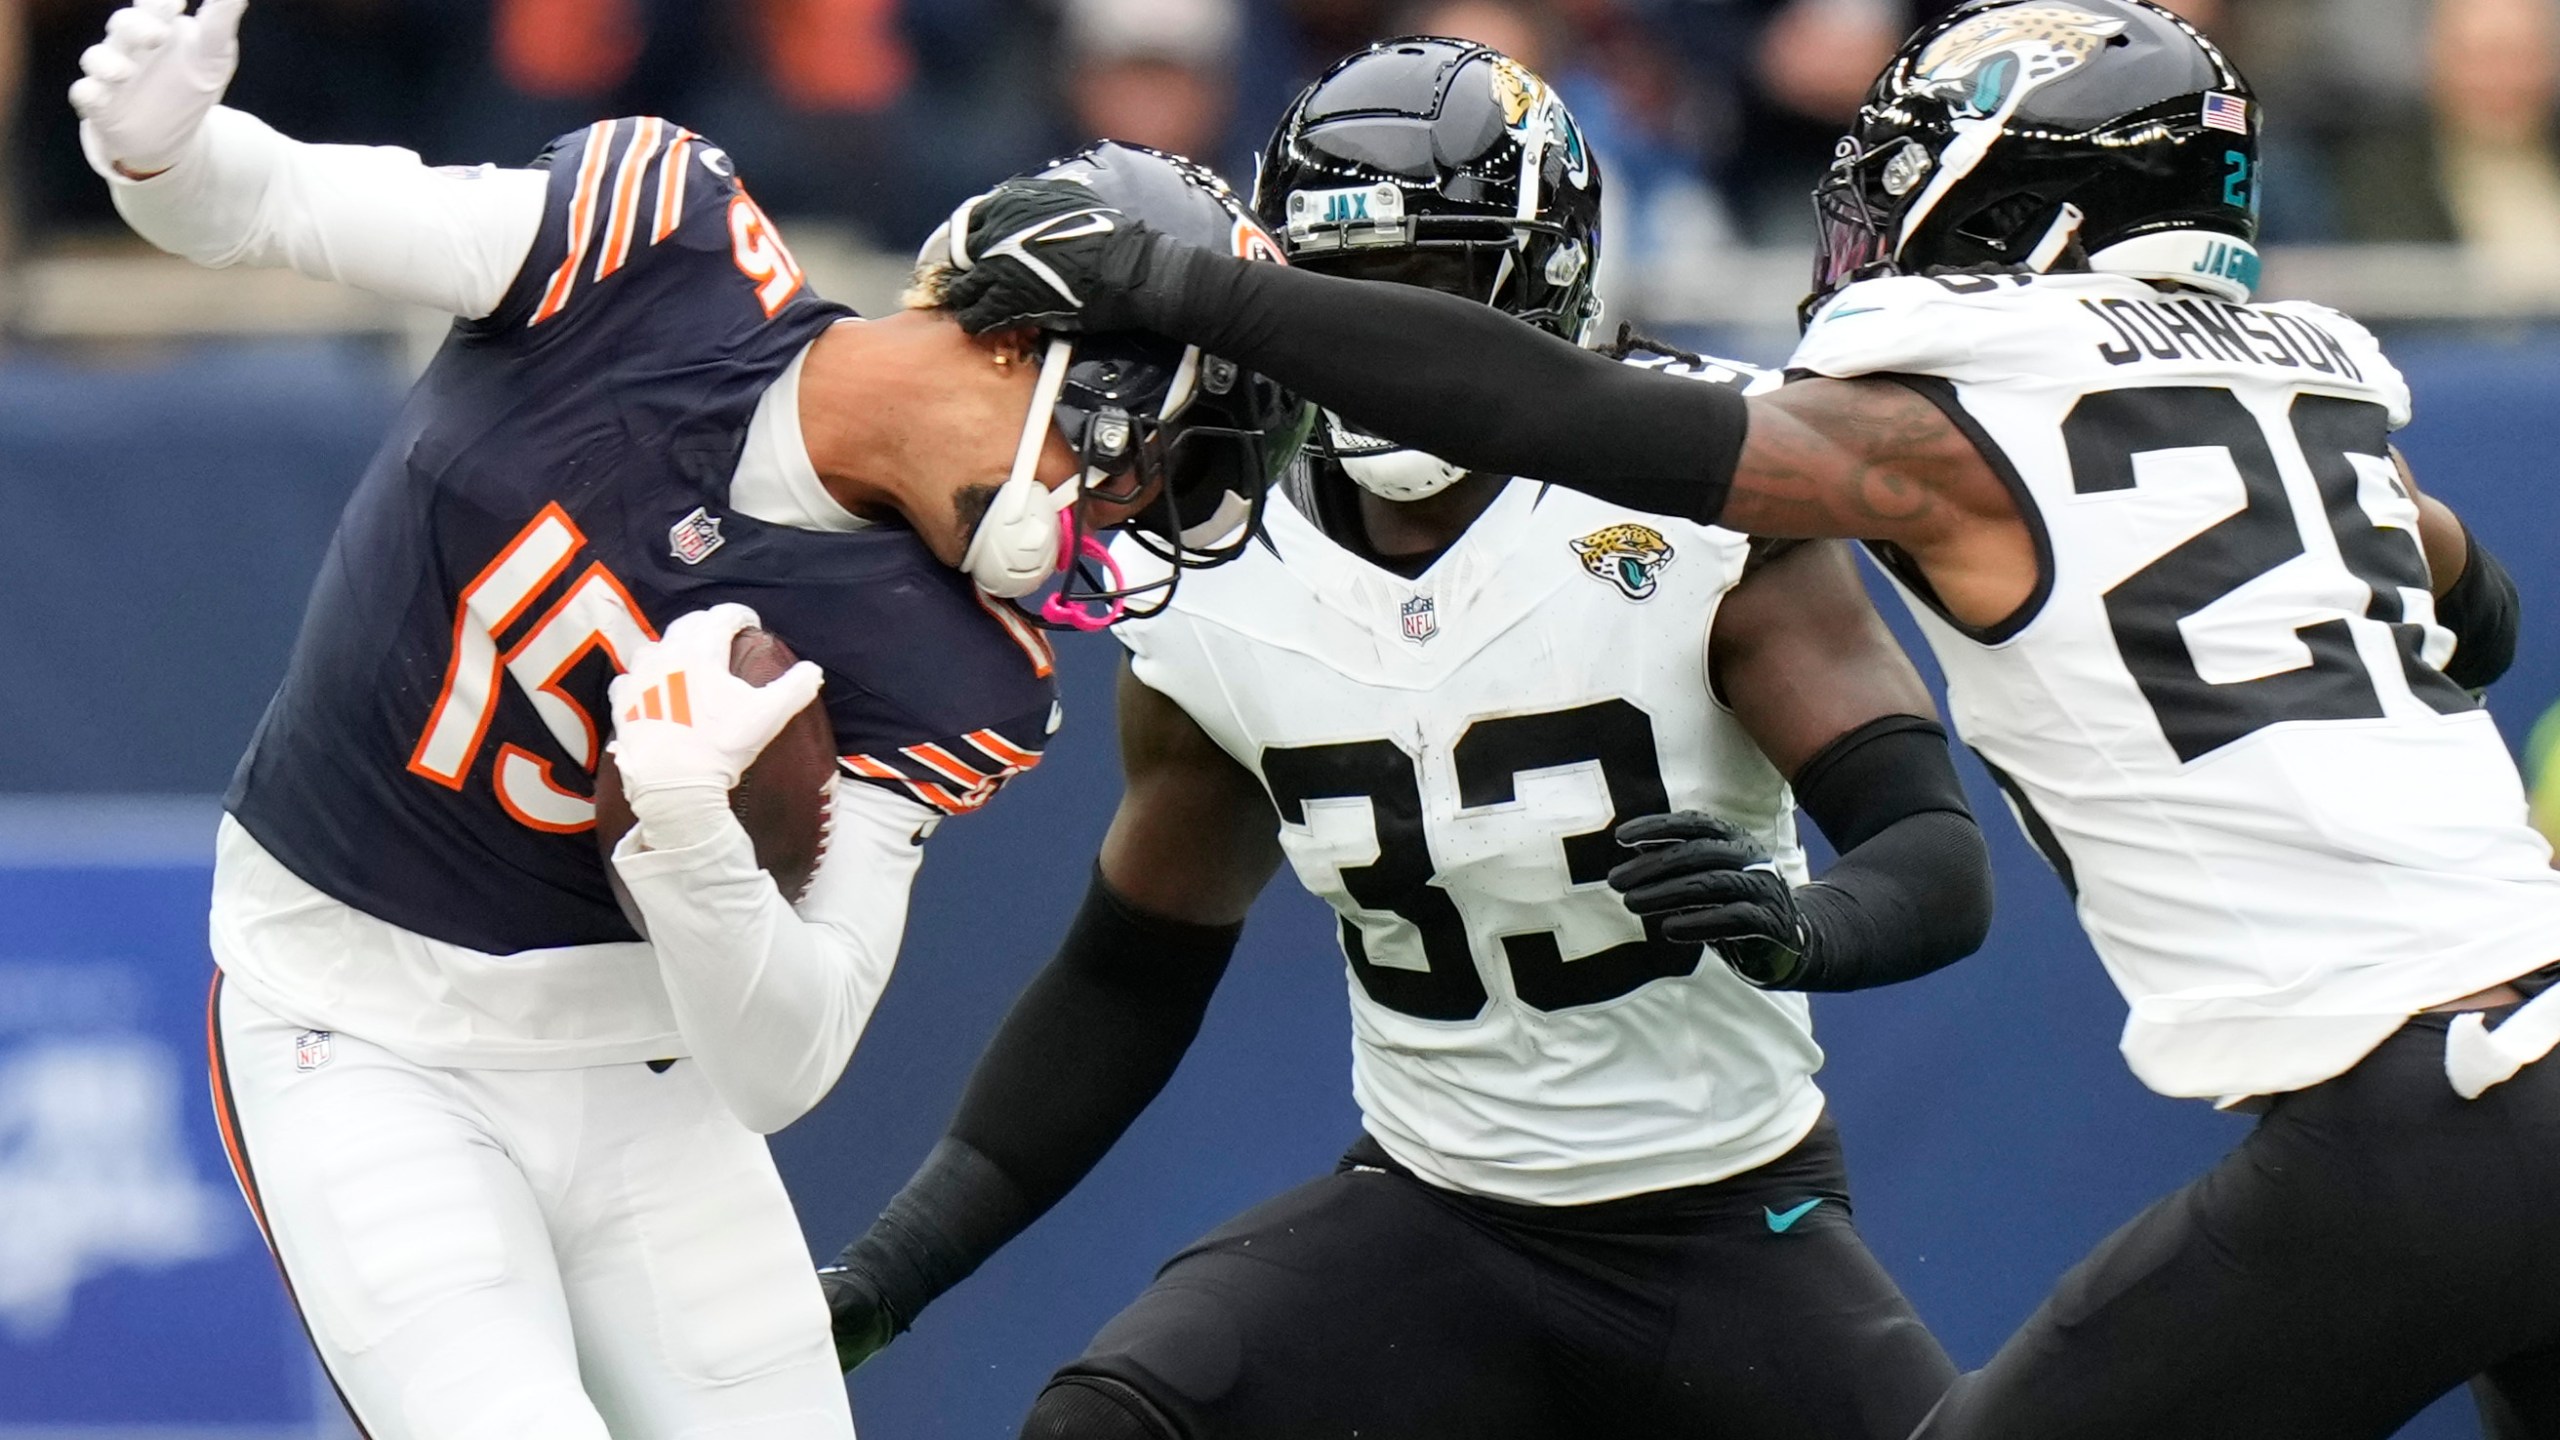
[[1793, 271, 2560, 1099], [1115, 477, 1824, 1205]]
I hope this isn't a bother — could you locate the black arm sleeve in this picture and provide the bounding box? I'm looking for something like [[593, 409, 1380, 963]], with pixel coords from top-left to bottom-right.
[[2437, 521, 2520, 690], [829, 871, 1240, 1329], [1143, 241, 1747, 524], [1783, 715, 1995, 993]]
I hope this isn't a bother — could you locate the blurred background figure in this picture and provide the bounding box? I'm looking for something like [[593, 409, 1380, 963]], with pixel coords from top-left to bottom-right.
[[2336, 0, 2560, 303], [1061, 0, 1241, 174]]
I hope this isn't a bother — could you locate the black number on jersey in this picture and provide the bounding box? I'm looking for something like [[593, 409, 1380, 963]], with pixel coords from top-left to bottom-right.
[[1261, 699, 1700, 1023], [2061, 386, 2472, 763]]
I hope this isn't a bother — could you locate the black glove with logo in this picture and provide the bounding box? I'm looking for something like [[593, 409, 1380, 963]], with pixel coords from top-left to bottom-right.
[[936, 179, 1176, 336], [1608, 812, 1810, 987], [817, 1259, 903, 1372]]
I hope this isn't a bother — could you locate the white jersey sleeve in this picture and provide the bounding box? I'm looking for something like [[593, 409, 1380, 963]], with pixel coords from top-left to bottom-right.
[[91, 105, 547, 319], [1790, 275, 2011, 379], [611, 776, 929, 1133], [2261, 299, 2412, 428], [1785, 269, 2559, 1099]]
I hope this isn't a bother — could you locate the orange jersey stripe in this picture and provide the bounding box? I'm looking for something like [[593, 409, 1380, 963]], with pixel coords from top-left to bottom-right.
[[901, 742, 987, 788], [530, 120, 617, 325], [653, 130, 697, 243], [594, 116, 666, 282], [973, 590, 1058, 678], [964, 728, 1042, 769], [841, 753, 971, 814]]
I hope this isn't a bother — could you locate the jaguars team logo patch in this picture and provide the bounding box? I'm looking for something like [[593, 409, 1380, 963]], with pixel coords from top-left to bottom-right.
[[1572, 524, 1675, 602], [669, 506, 725, 565], [1914, 5, 2127, 119]]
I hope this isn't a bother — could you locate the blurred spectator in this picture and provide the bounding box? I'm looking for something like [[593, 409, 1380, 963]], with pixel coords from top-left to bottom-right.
[[2, 0, 21, 280], [1731, 0, 1905, 242], [1395, 0, 1553, 65], [2335, 0, 2560, 301], [1064, 0, 1238, 166]]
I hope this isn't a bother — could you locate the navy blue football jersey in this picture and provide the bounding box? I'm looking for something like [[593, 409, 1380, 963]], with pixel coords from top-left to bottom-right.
[[228, 118, 1059, 955]]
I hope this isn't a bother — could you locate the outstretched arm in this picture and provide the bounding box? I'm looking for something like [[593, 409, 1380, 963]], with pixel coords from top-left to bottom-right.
[[1613, 540, 1993, 992], [73, 1, 544, 316], [2395, 448, 2520, 690], [820, 659, 1284, 1369], [937, 188, 2009, 558]]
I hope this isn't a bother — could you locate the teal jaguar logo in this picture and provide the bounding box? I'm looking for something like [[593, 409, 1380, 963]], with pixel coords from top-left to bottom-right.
[[1914, 5, 2127, 118], [1571, 524, 1675, 602]]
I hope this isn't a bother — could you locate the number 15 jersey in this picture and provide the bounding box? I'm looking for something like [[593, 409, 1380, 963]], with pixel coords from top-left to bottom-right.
[[1794, 272, 2560, 1100], [1116, 478, 1823, 1206]]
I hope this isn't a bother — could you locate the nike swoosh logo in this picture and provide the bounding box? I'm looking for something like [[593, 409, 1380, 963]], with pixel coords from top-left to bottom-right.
[[1765, 1198, 1823, 1233], [1821, 305, 1884, 321], [1035, 212, 1117, 243]]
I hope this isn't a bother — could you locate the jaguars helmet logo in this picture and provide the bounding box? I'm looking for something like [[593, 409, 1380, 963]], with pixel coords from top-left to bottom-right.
[[1571, 524, 1675, 602], [1914, 5, 2127, 118]]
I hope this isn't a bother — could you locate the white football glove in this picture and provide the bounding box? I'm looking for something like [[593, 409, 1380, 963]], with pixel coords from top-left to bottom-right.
[[608, 605, 825, 852], [69, 0, 248, 178]]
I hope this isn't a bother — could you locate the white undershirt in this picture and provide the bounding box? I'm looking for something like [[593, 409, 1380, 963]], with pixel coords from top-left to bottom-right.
[[104, 108, 919, 1132]]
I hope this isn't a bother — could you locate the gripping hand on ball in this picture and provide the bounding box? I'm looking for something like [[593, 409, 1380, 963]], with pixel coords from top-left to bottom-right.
[[931, 180, 1172, 336], [1608, 812, 1810, 988], [608, 605, 824, 851], [69, 0, 247, 178]]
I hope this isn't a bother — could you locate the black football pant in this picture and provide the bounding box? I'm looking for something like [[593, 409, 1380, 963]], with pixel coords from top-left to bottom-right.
[[1915, 1007, 2560, 1440], [1024, 1115, 1954, 1440]]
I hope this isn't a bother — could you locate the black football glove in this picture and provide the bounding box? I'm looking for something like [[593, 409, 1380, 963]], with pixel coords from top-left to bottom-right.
[[817, 1259, 904, 1373], [936, 179, 1172, 335], [1608, 812, 1810, 988]]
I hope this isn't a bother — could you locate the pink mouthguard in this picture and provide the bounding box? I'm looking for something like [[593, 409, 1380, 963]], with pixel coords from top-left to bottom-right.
[[1037, 511, 1127, 632]]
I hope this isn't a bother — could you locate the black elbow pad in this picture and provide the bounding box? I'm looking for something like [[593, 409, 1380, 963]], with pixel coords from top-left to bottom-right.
[[2438, 525, 2520, 691]]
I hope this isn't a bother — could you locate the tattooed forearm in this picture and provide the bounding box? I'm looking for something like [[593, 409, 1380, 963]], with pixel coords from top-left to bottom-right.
[[1724, 377, 1998, 546]]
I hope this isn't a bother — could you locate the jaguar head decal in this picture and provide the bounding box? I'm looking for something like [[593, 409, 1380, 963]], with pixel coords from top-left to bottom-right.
[[1571, 523, 1675, 601]]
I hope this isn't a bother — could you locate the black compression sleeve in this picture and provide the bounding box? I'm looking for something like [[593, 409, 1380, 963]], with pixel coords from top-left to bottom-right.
[[2437, 522, 2520, 690], [830, 871, 1239, 1330], [1141, 241, 1747, 524], [1784, 715, 1993, 993]]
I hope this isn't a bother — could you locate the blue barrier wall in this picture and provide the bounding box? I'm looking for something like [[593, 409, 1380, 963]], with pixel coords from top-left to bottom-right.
[[8, 332, 2556, 1436]]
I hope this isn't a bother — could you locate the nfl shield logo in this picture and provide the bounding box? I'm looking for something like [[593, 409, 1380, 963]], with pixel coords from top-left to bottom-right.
[[293, 1030, 333, 1072], [1399, 594, 1438, 644], [669, 507, 726, 565]]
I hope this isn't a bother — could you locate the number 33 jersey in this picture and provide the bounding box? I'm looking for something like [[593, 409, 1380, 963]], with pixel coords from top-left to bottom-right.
[[1116, 480, 1825, 1206], [1794, 272, 2560, 1099]]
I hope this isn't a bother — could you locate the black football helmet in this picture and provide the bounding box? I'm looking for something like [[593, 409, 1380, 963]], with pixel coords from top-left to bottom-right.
[[1254, 37, 1604, 343], [1809, 0, 2261, 322], [1001, 143, 1311, 627], [1254, 37, 1602, 502]]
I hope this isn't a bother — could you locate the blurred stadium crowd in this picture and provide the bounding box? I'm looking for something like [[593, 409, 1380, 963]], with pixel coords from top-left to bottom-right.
[[6, 0, 2560, 299]]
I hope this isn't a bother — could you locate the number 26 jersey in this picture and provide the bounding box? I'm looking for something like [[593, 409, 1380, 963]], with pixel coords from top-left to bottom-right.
[[1794, 272, 2560, 1100], [1116, 479, 1823, 1206]]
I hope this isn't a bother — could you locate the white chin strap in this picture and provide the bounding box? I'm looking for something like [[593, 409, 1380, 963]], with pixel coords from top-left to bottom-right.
[[962, 338, 1080, 598], [1325, 411, 1467, 501]]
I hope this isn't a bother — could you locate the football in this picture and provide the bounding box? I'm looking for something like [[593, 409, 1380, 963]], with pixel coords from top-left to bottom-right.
[[593, 626, 835, 926]]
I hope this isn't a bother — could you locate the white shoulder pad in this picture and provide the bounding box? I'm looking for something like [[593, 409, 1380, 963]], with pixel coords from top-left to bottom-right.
[[1787, 274, 2013, 380], [2259, 300, 2412, 429]]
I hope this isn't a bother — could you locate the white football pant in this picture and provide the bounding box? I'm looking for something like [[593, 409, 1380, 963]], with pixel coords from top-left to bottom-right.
[[209, 974, 854, 1439]]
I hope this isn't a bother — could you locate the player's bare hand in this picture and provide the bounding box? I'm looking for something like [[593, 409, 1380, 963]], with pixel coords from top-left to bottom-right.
[[1610, 812, 1810, 988], [607, 605, 824, 850], [69, 0, 247, 178], [933, 179, 1171, 336]]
